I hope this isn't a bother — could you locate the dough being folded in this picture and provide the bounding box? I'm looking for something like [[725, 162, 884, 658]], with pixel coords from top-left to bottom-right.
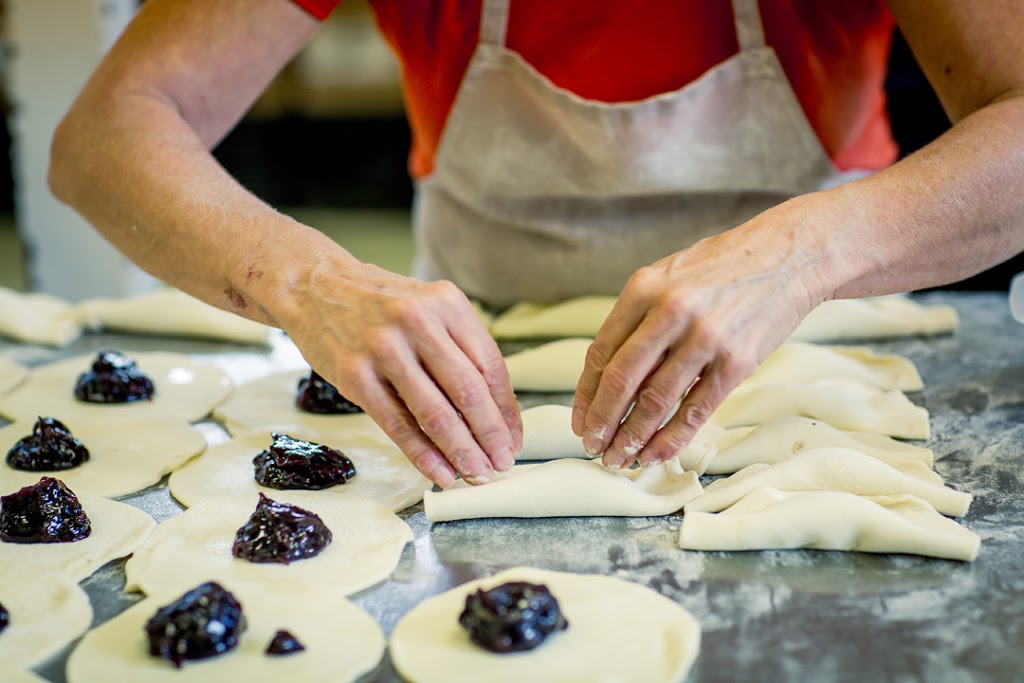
[[504, 338, 590, 393], [679, 487, 980, 561], [709, 378, 930, 439], [677, 416, 934, 477], [76, 288, 272, 345], [742, 342, 923, 392], [425, 457, 702, 522], [683, 447, 971, 517], [0, 575, 92, 669], [517, 404, 589, 461], [789, 295, 958, 342], [390, 567, 701, 683], [0, 287, 81, 347], [489, 296, 616, 340], [0, 358, 28, 396]]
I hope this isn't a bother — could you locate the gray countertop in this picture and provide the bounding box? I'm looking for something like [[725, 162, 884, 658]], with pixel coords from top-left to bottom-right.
[[7, 290, 1023, 683]]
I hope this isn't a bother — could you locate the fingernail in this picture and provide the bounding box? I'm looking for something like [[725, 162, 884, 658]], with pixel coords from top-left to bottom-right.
[[603, 455, 623, 472], [510, 426, 523, 452], [464, 471, 494, 486], [494, 445, 516, 472], [584, 425, 608, 455], [640, 453, 668, 469]]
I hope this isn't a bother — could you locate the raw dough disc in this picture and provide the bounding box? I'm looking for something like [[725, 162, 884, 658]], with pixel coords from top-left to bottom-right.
[[504, 338, 590, 393], [0, 668, 49, 683], [169, 430, 430, 513], [0, 287, 81, 347], [709, 378, 930, 439], [683, 447, 972, 517], [679, 487, 980, 561], [0, 417, 207, 498], [742, 342, 923, 392], [517, 404, 588, 461], [0, 488, 156, 582], [489, 296, 615, 340], [124, 491, 412, 596], [212, 369, 378, 435], [789, 295, 958, 342], [425, 457, 702, 522], [66, 580, 385, 683], [390, 567, 701, 683], [677, 416, 935, 477], [0, 358, 28, 396], [0, 352, 233, 424], [0, 575, 92, 668]]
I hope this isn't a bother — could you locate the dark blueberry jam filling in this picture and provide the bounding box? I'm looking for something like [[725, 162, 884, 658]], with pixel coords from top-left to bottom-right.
[[252, 433, 356, 490], [0, 601, 8, 635], [232, 493, 332, 565], [295, 370, 363, 415], [145, 582, 246, 669], [74, 349, 155, 404], [0, 476, 91, 544], [6, 417, 90, 472], [458, 581, 568, 654], [265, 629, 306, 656]]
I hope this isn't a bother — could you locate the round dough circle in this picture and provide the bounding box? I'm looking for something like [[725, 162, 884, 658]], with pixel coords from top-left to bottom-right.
[[390, 567, 701, 683], [0, 352, 233, 423], [66, 580, 385, 683], [125, 491, 412, 596], [0, 417, 206, 498], [169, 429, 430, 513], [0, 358, 28, 396], [0, 575, 92, 669]]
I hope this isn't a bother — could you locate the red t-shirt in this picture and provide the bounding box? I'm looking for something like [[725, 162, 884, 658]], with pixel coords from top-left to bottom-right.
[[294, 0, 898, 179]]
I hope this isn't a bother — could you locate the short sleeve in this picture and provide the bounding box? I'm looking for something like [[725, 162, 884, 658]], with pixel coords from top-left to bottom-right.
[[291, 0, 342, 21]]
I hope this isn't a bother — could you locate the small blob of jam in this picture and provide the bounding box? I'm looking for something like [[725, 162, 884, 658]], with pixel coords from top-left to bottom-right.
[[252, 433, 356, 490], [0, 476, 91, 544], [232, 493, 332, 565], [145, 582, 247, 669], [458, 581, 568, 654], [74, 349, 155, 404], [0, 601, 8, 636], [295, 370, 364, 415], [265, 629, 306, 656], [6, 417, 90, 472]]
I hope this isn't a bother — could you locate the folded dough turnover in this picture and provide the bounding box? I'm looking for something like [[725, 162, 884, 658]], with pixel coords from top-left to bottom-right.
[[679, 487, 980, 561], [684, 447, 971, 517], [489, 296, 616, 340], [504, 338, 590, 393], [742, 342, 923, 392], [709, 378, 930, 439], [0, 287, 81, 347], [789, 295, 958, 342], [0, 575, 92, 669], [425, 457, 702, 522], [677, 416, 934, 477], [0, 358, 28, 396], [517, 404, 589, 460]]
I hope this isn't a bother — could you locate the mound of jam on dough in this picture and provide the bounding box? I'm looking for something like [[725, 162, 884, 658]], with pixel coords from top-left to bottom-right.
[[74, 349, 155, 404], [459, 581, 569, 654], [0, 601, 8, 636], [0, 476, 92, 544], [252, 433, 356, 490], [6, 417, 90, 472], [145, 581, 247, 669], [295, 370, 364, 415], [232, 493, 332, 565], [265, 629, 306, 656]]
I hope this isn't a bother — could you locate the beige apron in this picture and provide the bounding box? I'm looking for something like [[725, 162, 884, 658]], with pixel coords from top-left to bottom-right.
[[412, 0, 839, 306]]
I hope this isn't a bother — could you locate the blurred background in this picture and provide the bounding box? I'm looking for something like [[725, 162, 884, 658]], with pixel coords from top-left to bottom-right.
[[0, 0, 1020, 296]]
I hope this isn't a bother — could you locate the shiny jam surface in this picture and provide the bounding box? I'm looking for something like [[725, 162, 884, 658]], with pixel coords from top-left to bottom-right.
[[458, 581, 568, 654], [0, 476, 92, 544], [295, 370, 363, 415], [74, 349, 155, 403], [232, 493, 332, 565], [6, 417, 91, 472], [265, 629, 306, 656], [145, 582, 246, 669], [252, 433, 356, 490], [0, 601, 8, 635]]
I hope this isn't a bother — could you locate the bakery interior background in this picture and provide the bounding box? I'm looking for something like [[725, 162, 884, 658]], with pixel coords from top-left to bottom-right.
[[1, 0, 1021, 297]]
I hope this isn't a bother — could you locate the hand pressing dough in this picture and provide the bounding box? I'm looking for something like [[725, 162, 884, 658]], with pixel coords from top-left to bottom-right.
[[517, 404, 589, 461], [0, 491, 156, 582], [124, 491, 412, 596], [789, 295, 958, 342], [76, 288, 272, 345], [742, 342, 923, 392], [0, 575, 92, 668], [488, 296, 616, 340], [504, 338, 590, 393], [0, 417, 206, 498], [169, 429, 430, 513], [683, 447, 972, 517], [425, 457, 702, 522], [0, 352, 232, 424], [709, 378, 930, 439], [679, 487, 980, 561], [66, 580, 385, 683], [0, 287, 81, 347], [390, 567, 701, 683], [0, 358, 28, 396], [677, 416, 934, 477]]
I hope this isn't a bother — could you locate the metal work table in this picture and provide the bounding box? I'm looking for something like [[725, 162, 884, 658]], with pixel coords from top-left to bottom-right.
[[5, 290, 1022, 682]]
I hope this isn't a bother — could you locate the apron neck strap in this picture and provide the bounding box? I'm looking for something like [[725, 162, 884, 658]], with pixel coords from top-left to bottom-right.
[[480, 0, 511, 47], [731, 0, 768, 51]]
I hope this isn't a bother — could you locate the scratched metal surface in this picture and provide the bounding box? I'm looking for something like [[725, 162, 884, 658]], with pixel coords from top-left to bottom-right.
[[3, 291, 1022, 683]]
